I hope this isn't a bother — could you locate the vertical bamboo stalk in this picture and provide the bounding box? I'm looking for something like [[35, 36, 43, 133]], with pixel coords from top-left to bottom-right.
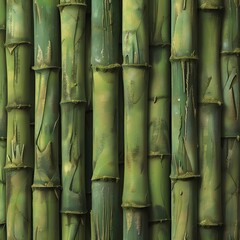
[[148, 0, 171, 239], [221, 0, 240, 239], [198, 0, 223, 238], [32, 1, 61, 239], [5, 1, 33, 239], [0, 1, 6, 239], [171, 1, 199, 239], [122, 0, 150, 239], [91, 1, 120, 238], [58, 1, 87, 239], [85, 9, 92, 240]]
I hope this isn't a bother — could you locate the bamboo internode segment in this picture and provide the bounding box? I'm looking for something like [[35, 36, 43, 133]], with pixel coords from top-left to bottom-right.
[[59, 2, 87, 239], [148, 0, 171, 239], [32, 0, 61, 239], [198, 0, 223, 238], [171, 0, 199, 239], [0, 1, 6, 239]]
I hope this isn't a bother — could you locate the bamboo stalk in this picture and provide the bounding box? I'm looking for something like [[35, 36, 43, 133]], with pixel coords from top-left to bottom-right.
[[148, 0, 171, 239], [32, 1, 61, 239], [85, 11, 92, 240], [198, 0, 223, 238], [5, 1, 33, 239], [91, 1, 120, 238], [0, 1, 6, 239], [122, 0, 150, 238], [221, 0, 240, 239], [171, 1, 199, 238], [58, 1, 87, 239]]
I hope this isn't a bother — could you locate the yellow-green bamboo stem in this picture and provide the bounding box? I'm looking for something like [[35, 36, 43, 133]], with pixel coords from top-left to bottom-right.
[[5, 1, 33, 239], [59, 1, 87, 239], [0, 1, 6, 239], [32, 1, 61, 239], [122, 0, 149, 238], [171, 0, 199, 238]]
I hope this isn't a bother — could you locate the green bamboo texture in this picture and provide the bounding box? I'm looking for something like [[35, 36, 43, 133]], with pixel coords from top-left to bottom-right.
[[91, 1, 120, 239], [59, 1, 87, 239], [5, 0, 33, 239], [221, 1, 240, 239], [148, 0, 171, 239], [32, 1, 61, 239], [0, 1, 6, 239], [85, 11, 92, 240], [171, 1, 199, 239], [122, 0, 149, 239], [198, 0, 223, 238]]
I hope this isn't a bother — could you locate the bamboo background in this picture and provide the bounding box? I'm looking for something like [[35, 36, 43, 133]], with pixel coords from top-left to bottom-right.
[[0, 0, 239, 239]]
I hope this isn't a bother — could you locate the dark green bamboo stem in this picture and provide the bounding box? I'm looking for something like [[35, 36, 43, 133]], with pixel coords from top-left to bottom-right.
[[91, 0, 120, 239], [171, 1, 199, 239], [5, 1, 33, 239], [0, 1, 6, 239], [85, 12, 92, 240], [32, 1, 61, 239], [198, 1, 223, 238], [221, 1, 240, 239], [59, 1, 87, 239], [148, 1, 171, 239], [122, 1, 149, 239]]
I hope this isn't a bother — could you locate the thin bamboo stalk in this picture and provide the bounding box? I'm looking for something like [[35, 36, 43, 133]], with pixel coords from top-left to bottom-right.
[[85, 11, 92, 240], [148, 0, 171, 239], [221, 1, 240, 239], [91, 1, 120, 238], [198, 0, 223, 238], [58, 1, 87, 239], [32, 1, 61, 239], [171, 1, 199, 238], [5, 1, 33, 239], [122, 0, 150, 238], [0, 1, 6, 239]]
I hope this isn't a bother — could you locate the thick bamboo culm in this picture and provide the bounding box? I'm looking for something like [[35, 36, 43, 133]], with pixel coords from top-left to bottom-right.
[[171, 0, 199, 239], [198, 0, 223, 238], [32, 0, 61, 239], [91, 0, 120, 239], [148, 0, 171, 239], [1, 1, 240, 239], [221, 0, 240, 239], [0, 0, 6, 239], [59, 1, 87, 239]]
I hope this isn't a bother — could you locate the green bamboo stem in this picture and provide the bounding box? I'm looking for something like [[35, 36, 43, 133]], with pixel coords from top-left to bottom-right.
[[171, 1, 198, 238], [148, 1, 171, 239], [221, 1, 240, 239], [58, 2, 87, 239], [32, 1, 61, 239], [122, 0, 149, 239], [198, 1, 223, 238], [91, 0, 120, 239], [5, 1, 33, 239], [0, 1, 6, 239]]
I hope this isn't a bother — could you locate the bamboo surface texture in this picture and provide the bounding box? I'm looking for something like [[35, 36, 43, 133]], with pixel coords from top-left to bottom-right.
[[0, 1, 239, 240]]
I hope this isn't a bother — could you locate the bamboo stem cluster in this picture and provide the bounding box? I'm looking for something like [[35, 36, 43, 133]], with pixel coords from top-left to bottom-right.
[[0, 1, 239, 239]]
